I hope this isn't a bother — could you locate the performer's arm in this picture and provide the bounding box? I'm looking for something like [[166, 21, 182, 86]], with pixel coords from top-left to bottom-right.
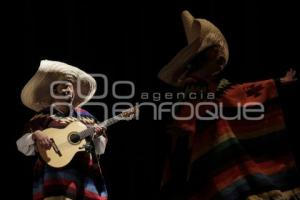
[[16, 130, 52, 156], [93, 135, 108, 155], [16, 114, 52, 156], [92, 125, 108, 155], [16, 132, 36, 156]]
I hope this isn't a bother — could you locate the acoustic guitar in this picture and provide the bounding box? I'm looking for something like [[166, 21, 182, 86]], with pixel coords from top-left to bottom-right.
[[36, 106, 138, 168]]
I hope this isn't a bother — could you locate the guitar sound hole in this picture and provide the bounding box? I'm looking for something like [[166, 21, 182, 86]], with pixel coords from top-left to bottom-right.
[[69, 134, 81, 143]]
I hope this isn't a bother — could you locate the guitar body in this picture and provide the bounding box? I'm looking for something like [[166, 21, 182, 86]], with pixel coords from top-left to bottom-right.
[[36, 121, 87, 168]]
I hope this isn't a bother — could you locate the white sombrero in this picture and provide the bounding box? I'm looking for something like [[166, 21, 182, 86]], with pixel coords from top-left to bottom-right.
[[158, 10, 229, 87], [21, 60, 97, 112]]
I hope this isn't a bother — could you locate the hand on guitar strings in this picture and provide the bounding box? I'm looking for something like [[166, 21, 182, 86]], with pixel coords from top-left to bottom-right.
[[32, 130, 52, 150]]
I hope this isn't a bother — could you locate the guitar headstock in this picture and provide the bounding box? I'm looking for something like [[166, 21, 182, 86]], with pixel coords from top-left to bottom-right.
[[119, 106, 139, 120]]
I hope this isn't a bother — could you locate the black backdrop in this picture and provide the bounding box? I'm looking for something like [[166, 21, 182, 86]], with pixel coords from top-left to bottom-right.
[[14, 0, 300, 199]]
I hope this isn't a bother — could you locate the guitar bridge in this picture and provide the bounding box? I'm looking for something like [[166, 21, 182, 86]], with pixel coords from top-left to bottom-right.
[[50, 138, 62, 157]]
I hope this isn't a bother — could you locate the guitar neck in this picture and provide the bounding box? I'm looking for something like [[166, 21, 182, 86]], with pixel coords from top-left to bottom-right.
[[78, 113, 124, 139], [99, 113, 124, 127]]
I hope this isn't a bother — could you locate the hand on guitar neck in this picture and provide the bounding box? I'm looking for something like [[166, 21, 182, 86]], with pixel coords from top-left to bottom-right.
[[93, 125, 107, 138]]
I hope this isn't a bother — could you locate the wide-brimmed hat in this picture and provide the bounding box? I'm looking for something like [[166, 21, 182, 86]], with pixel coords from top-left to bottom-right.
[[21, 60, 97, 112], [158, 10, 229, 87]]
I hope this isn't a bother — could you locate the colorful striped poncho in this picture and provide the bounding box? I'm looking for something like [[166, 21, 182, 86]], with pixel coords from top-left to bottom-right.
[[24, 107, 108, 200], [161, 79, 300, 200]]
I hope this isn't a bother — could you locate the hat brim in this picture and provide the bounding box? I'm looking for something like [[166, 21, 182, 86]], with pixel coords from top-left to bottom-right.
[[158, 37, 203, 87], [21, 60, 96, 112]]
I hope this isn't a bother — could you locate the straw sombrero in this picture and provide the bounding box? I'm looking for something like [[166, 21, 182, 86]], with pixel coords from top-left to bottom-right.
[[21, 60, 97, 112], [158, 10, 229, 87]]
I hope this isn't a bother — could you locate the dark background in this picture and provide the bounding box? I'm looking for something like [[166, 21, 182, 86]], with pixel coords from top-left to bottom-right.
[[13, 0, 299, 199]]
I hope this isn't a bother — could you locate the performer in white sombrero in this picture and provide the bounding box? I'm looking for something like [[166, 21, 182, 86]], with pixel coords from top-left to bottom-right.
[[17, 60, 108, 200]]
